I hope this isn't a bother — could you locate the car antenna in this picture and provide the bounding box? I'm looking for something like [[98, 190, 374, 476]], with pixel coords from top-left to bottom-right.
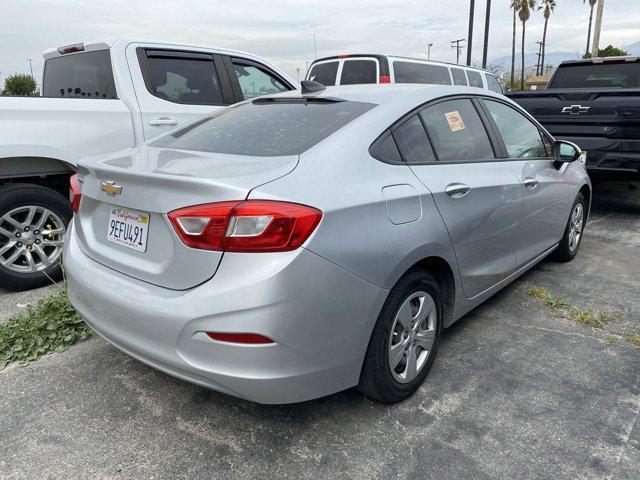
[[300, 80, 326, 95]]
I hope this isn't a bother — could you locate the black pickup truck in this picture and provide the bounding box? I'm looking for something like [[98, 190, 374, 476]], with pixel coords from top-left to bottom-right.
[[508, 56, 640, 183]]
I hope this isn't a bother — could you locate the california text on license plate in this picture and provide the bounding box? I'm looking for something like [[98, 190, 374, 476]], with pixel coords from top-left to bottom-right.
[[107, 206, 150, 252]]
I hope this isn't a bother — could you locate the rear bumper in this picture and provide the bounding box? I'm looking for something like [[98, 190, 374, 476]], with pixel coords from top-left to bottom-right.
[[64, 223, 387, 404], [555, 135, 640, 181]]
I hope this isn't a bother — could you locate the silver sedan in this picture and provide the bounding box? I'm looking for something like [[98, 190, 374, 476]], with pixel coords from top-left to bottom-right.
[[64, 83, 590, 404]]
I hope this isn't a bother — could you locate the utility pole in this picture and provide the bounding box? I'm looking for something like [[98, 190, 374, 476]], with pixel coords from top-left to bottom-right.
[[466, 0, 475, 66], [26, 58, 33, 78], [451, 39, 466, 64], [591, 0, 604, 58], [427, 43, 433, 60], [535, 41, 544, 75], [481, 0, 492, 69]]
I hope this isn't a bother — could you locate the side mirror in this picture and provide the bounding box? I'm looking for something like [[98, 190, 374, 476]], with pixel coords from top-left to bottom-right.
[[554, 140, 582, 162]]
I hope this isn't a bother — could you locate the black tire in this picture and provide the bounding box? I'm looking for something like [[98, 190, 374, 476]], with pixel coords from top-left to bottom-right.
[[359, 269, 443, 403], [552, 192, 587, 263], [0, 183, 72, 291]]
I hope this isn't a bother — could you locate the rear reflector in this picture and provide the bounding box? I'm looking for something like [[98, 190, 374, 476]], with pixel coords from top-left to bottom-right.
[[69, 173, 82, 213], [206, 332, 275, 344], [168, 200, 322, 253], [379, 75, 391, 84], [57, 43, 85, 55]]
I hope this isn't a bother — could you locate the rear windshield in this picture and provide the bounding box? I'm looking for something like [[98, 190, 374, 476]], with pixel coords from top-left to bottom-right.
[[549, 62, 640, 89], [43, 50, 117, 98], [307, 62, 339, 86], [150, 99, 376, 156], [393, 61, 451, 85]]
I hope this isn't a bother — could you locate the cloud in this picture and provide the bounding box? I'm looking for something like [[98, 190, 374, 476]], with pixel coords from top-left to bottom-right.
[[0, 0, 637, 85]]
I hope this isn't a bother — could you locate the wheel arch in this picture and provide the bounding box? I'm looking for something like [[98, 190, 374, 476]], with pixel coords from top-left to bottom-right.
[[578, 183, 592, 221], [0, 156, 75, 198]]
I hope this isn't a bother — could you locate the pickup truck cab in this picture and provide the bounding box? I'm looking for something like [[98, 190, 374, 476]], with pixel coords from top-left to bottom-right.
[[306, 54, 504, 93], [508, 56, 640, 183], [0, 38, 296, 290]]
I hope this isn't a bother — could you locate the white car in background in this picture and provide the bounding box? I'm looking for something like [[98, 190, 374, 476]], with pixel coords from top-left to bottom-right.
[[0, 38, 295, 290], [306, 54, 504, 93]]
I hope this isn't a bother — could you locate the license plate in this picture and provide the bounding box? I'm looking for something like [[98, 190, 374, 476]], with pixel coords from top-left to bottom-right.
[[107, 206, 150, 252]]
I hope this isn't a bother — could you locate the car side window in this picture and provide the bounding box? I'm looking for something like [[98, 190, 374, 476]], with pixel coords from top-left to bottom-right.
[[392, 115, 436, 163], [308, 61, 339, 86], [340, 60, 377, 85], [466, 70, 484, 88], [393, 61, 451, 85], [145, 53, 223, 105], [451, 68, 468, 86], [374, 132, 403, 163], [419, 99, 494, 161], [232, 61, 289, 100], [484, 100, 550, 158], [485, 73, 503, 94]]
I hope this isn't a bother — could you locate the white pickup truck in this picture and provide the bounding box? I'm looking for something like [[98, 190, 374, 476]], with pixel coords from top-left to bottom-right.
[[0, 38, 296, 290]]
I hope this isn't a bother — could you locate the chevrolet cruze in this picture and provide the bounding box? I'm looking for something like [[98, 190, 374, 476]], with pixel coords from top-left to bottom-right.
[[64, 82, 591, 404]]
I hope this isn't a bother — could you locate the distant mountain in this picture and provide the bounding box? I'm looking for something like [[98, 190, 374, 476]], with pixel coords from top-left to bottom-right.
[[624, 40, 640, 55]]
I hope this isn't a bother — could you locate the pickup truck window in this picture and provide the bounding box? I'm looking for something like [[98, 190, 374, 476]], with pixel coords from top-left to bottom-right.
[[146, 55, 223, 105], [393, 61, 451, 85], [549, 62, 640, 89], [43, 50, 117, 98], [150, 99, 375, 156], [484, 100, 550, 158], [232, 61, 289, 99]]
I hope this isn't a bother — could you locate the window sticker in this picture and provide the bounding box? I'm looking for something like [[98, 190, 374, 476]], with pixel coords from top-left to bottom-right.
[[444, 111, 465, 132]]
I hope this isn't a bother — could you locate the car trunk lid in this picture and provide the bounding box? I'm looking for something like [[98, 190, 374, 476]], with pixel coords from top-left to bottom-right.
[[74, 146, 298, 290]]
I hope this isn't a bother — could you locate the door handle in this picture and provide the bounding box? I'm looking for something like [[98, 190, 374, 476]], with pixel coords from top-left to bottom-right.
[[445, 183, 471, 198], [148, 117, 178, 126], [523, 177, 539, 188]]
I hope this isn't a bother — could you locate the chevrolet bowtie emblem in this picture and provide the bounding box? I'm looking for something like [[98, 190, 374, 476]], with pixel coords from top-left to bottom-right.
[[101, 181, 123, 196], [561, 104, 590, 115]]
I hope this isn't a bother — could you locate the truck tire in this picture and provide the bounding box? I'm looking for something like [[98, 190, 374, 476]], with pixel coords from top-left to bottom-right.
[[0, 183, 72, 291]]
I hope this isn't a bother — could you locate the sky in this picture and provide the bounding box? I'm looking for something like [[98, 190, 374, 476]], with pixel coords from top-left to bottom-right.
[[1, 0, 639, 86]]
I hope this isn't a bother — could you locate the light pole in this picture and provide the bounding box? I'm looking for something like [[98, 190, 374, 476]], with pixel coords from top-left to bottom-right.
[[313, 33, 318, 59], [26, 58, 34, 78], [467, 0, 475, 66], [481, 0, 492, 69], [427, 43, 433, 60]]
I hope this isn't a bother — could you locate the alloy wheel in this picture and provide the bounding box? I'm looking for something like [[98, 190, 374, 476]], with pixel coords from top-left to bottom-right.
[[568, 203, 584, 253]]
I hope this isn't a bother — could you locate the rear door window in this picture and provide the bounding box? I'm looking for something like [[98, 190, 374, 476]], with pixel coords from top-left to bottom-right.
[[307, 61, 339, 86], [393, 61, 451, 85], [232, 60, 289, 100], [466, 70, 484, 88], [484, 100, 550, 158], [340, 60, 377, 85], [145, 52, 223, 105], [392, 115, 436, 163], [43, 50, 117, 98], [451, 68, 468, 86], [420, 99, 494, 161], [151, 99, 376, 156], [485, 74, 503, 93]]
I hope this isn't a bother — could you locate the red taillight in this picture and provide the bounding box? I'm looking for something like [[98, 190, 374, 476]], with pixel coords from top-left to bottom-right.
[[379, 75, 391, 84], [69, 173, 82, 213], [168, 200, 322, 253], [57, 43, 85, 55], [206, 332, 275, 344], [338, 54, 349, 58]]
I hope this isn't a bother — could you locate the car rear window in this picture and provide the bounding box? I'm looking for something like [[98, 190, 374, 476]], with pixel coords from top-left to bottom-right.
[[43, 50, 117, 98], [340, 60, 377, 85], [308, 61, 339, 86], [150, 99, 376, 156], [393, 61, 451, 85], [466, 70, 484, 88], [548, 62, 640, 89]]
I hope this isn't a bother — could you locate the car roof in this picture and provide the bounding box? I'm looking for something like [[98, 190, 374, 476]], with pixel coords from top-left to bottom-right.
[[310, 54, 494, 74]]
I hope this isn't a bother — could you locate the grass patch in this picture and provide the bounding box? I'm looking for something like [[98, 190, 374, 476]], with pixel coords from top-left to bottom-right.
[[0, 287, 91, 370], [527, 285, 638, 348]]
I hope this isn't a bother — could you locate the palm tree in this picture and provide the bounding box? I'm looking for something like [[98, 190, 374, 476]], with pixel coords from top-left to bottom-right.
[[584, 0, 598, 57], [518, 0, 536, 90], [538, 0, 556, 76], [510, 0, 518, 89]]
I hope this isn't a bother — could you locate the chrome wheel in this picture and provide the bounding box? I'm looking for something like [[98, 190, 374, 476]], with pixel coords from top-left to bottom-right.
[[388, 291, 437, 384], [568, 203, 584, 253], [0, 206, 65, 274]]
